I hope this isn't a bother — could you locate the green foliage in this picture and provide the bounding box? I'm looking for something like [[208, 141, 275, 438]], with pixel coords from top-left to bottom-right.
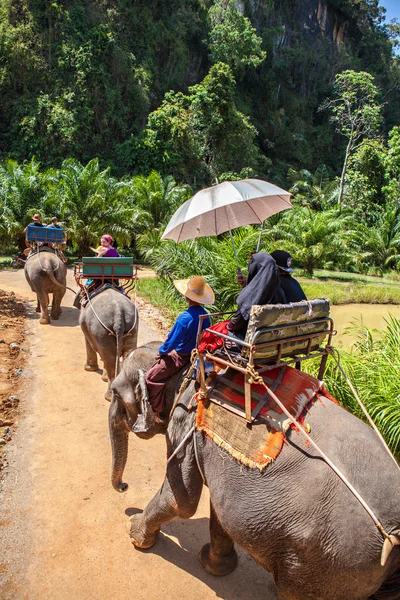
[[0, 158, 46, 250], [44, 158, 137, 256], [345, 139, 387, 220], [314, 316, 400, 455], [268, 207, 355, 276], [208, 0, 266, 77], [125, 62, 269, 185], [288, 165, 339, 210]]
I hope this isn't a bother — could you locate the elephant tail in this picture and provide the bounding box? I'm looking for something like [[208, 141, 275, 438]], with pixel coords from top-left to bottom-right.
[[45, 268, 76, 294], [115, 328, 124, 377]]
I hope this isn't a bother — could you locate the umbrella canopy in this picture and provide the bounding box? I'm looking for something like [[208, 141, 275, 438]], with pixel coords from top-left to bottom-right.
[[161, 178, 292, 243]]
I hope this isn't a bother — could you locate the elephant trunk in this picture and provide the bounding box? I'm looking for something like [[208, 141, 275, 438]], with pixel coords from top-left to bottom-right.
[[109, 399, 130, 493]]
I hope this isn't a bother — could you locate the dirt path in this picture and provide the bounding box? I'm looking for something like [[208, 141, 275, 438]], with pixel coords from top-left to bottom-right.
[[0, 269, 278, 600]]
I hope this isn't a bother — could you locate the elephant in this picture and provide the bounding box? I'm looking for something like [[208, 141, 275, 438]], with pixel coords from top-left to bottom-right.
[[24, 249, 67, 325], [79, 287, 139, 400], [109, 343, 400, 600]]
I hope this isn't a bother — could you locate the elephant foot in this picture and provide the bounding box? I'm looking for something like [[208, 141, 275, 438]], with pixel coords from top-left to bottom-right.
[[199, 543, 238, 577], [101, 370, 108, 382], [126, 514, 160, 549], [84, 363, 99, 372], [39, 318, 50, 325], [51, 314, 60, 320], [104, 391, 112, 402]]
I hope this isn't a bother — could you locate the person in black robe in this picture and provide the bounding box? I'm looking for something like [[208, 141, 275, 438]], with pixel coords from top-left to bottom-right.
[[270, 250, 307, 303], [227, 252, 286, 338]]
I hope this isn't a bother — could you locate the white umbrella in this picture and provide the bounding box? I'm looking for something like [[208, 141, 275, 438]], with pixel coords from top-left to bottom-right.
[[161, 178, 292, 269]]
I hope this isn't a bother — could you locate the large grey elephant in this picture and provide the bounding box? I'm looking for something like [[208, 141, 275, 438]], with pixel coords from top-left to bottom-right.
[[109, 344, 400, 600], [24, 250, 67, 325], [79, 288, 139, 400]]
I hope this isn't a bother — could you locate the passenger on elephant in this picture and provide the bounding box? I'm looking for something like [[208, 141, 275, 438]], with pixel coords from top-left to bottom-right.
[[23, 214, 45, 256], [144, 276, 215, 425], [270, 249, 307, 303], [91, 234, 120, 258], [227, 252, 286, 339]]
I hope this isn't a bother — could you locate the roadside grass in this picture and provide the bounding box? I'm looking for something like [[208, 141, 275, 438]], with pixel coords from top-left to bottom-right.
[[301, 280, 400, 304], [138, 275, 400, 326], [310, 269, 400, 286], [137, 277, 186, 326]]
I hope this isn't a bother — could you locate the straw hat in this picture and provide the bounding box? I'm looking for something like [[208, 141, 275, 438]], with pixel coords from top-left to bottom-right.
[[32, 214, 41, 222], [174, 276, 215, 305]]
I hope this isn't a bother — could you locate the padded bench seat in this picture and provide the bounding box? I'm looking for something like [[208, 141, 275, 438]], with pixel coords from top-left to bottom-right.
[[26, 224, 64, 244], [243, 299, 331, 362], [81, 256, 134, 278]]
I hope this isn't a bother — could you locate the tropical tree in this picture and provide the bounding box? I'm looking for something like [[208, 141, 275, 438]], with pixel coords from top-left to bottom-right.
[[0, 158, 46, 250], [351, 203, 400, 272], [287, 165, 339, 210], [46, 158, 137, 256], [320, 70, 383, 206], [142, 226, 268, 312], [132, 170, 190, 231], [269, 207, 355, 276], [208, 0, 266, 77], [122, 62, 269, 186]]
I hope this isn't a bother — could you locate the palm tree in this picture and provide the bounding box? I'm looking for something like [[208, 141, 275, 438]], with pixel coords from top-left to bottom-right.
[[46, 158, 138, 256], [269, 207, 354, 276], [288, 165, 339, 211], [132, 170, 190, 230], [0, 158, 46, 250], [351, 203, 400, 273]]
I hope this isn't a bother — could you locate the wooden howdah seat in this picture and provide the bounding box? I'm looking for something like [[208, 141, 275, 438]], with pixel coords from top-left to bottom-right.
[[196, 299, 335, 423], [26, 224, 65, 244], [74, 256, 138, 294]]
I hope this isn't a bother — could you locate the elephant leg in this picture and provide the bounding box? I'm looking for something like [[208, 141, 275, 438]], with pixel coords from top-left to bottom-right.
[[126, 443, 203, 549], [84, 337, 99, 371], [37, 291, 50, 324], [50, 288, 64, 319], [102, 354, 116, 401], [36, 295, 40, 313], [199, 500, 238, 576]]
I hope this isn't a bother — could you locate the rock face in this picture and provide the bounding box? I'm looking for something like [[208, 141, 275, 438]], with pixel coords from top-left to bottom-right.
[[246, 0, 363, 53]]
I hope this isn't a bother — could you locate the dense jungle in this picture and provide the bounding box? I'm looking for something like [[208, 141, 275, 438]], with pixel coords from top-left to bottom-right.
[[1, 1, 400, 448]]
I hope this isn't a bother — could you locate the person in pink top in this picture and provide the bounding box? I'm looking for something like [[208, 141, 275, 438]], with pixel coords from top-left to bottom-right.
[[92, 234, 120, 257]]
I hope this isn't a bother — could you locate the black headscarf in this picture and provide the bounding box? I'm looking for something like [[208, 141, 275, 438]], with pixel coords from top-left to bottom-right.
[[236, 252, 286, 321]]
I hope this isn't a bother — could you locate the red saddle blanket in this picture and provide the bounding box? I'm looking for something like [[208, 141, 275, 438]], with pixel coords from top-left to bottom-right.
[[196, 365, 332, 470]]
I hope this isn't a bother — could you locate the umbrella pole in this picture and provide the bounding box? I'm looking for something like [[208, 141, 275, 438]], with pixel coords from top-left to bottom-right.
[[229, 229, 242, 275], [256, 220, 264, 253]]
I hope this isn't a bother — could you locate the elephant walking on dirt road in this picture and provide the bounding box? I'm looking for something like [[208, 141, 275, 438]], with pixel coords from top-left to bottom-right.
[[24, 250, 67, 325], [80, 287, 138, 400], [109, 344, 400, 600]]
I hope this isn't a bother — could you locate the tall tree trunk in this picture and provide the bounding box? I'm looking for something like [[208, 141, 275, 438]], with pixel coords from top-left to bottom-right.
[[338, 137, 353, 207]]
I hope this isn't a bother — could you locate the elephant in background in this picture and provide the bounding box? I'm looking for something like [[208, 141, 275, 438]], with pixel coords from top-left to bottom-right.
[[79, 288, 138, 400], [109, 344, 400, 600], [24, 250, 67, 325]]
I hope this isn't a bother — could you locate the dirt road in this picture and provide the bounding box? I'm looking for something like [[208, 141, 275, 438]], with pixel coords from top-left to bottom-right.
[[0, 269, 279, 600]]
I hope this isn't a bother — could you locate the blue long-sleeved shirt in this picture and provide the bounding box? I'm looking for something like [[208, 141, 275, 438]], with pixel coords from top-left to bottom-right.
[[159, 305, 210, 355]]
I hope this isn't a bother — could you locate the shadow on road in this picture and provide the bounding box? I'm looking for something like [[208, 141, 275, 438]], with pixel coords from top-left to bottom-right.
[[124, 508, 280, 600]]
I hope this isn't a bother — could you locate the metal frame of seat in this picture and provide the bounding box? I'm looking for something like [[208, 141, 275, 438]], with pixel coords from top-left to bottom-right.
[[74, 258, 138, 295], [196, 306, 335, 423]]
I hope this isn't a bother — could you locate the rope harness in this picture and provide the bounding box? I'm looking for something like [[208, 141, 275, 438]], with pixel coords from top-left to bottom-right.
[[244, 360, 399, 565], [166, 346, 399, 565], [32, 247, 76, 294]]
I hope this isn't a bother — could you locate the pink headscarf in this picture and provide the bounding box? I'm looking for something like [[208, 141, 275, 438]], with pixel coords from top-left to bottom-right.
[[102, 234, 114, 244]]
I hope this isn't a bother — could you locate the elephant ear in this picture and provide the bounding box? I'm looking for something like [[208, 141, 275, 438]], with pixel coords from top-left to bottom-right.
[[132, 369, 157, 433]]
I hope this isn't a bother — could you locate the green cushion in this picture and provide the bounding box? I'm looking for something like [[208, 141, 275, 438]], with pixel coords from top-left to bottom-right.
[[82, 256, 134, 277]]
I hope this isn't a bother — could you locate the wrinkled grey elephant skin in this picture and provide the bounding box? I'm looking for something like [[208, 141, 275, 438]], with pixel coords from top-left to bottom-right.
[[24, 252, 67, 325], [79, 288, 138, 400], [109, 345, 400, 600]]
